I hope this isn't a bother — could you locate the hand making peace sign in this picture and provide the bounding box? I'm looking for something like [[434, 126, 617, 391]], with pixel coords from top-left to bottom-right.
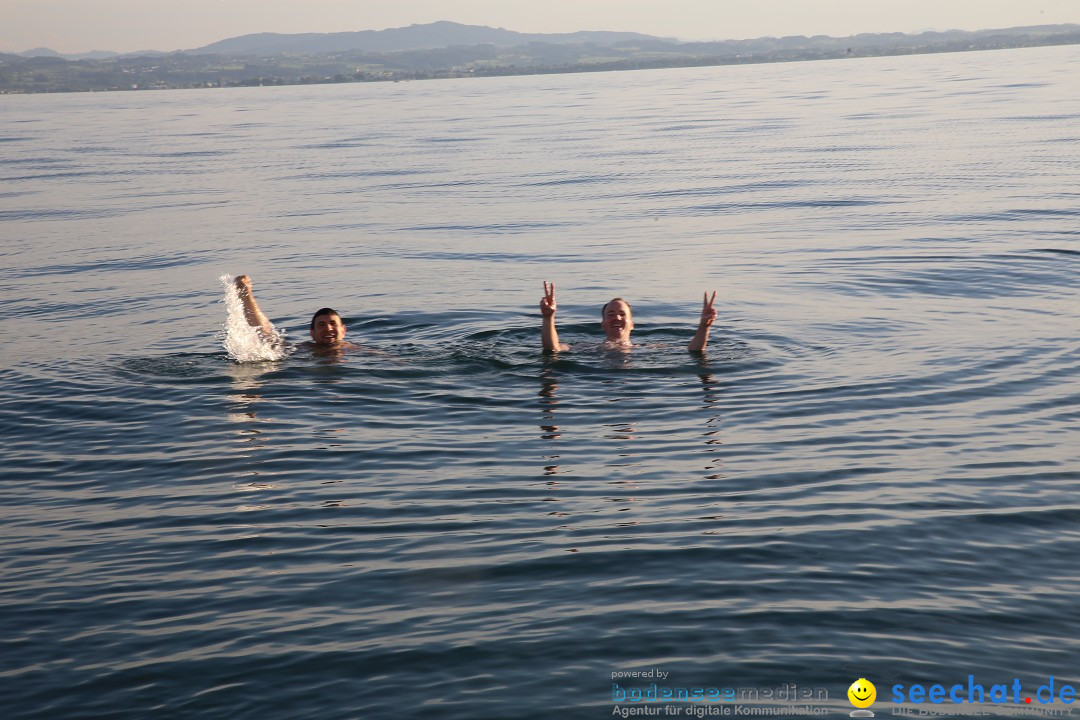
[[540, 281, 558, 318], [700, 290, 717, 328]]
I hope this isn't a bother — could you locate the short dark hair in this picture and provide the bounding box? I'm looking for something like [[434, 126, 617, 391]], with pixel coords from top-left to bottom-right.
[[601, 298, 632, 319], [310, 308, 341, 330]]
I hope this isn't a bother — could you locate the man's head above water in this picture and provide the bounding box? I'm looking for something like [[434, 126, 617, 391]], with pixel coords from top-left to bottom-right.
[[309, 308, 345, 346], [600, 298, 634, 343]]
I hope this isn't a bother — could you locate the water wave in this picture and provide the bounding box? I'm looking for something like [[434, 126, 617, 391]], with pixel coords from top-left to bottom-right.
[[218, 274, 288, 363]]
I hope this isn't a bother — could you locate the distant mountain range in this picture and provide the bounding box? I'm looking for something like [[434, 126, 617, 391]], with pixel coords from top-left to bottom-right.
[[14, 21, 666, 59], [4, 21, 1080, 94], [17, 47, 120, 60], [15, 20, 1079, 59], [189, 20, 663, 55]]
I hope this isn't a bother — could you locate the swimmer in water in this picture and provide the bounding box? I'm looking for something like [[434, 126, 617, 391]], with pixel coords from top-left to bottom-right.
[[233, 275, 360, 351], [540, 281, 717, 352]]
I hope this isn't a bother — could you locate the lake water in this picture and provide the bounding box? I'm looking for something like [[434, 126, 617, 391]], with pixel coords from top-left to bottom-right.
[[2, 45, 1079, 719]]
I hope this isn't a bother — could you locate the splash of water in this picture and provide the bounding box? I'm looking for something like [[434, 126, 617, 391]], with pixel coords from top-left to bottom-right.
[[219, 274, 288, 362]]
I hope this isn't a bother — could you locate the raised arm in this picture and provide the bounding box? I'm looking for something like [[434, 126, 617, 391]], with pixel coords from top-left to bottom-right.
[[688, 290, 717, 352], [540, 281, 569, 352], [234, 275, 274, 336]]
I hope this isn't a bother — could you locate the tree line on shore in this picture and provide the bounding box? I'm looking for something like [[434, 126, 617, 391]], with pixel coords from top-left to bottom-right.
[[3, 25, 1078, 94]]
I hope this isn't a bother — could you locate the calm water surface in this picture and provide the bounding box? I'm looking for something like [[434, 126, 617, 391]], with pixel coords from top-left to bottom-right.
[[2, 45, 1079, 719]]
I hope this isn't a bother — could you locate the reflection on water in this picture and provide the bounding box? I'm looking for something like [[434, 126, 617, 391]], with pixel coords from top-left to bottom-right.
[[538, 366, 562, 478], [697, 359, 725, 480], [224, 360, 279, 506], [225, 360, 274, 449]]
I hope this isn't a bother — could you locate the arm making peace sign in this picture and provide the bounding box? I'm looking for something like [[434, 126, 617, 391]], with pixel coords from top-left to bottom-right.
[[688, 290, 717, 352]]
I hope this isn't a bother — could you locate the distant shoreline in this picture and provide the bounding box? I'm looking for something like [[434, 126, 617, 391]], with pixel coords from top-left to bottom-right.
[[3, 30, 1078, 95]]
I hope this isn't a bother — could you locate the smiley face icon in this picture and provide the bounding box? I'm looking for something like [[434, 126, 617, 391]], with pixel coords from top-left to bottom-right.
[[848, 678, 876, 709]]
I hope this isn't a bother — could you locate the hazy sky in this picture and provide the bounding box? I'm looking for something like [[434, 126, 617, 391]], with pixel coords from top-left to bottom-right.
[[3, 0, 1080, 53]]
